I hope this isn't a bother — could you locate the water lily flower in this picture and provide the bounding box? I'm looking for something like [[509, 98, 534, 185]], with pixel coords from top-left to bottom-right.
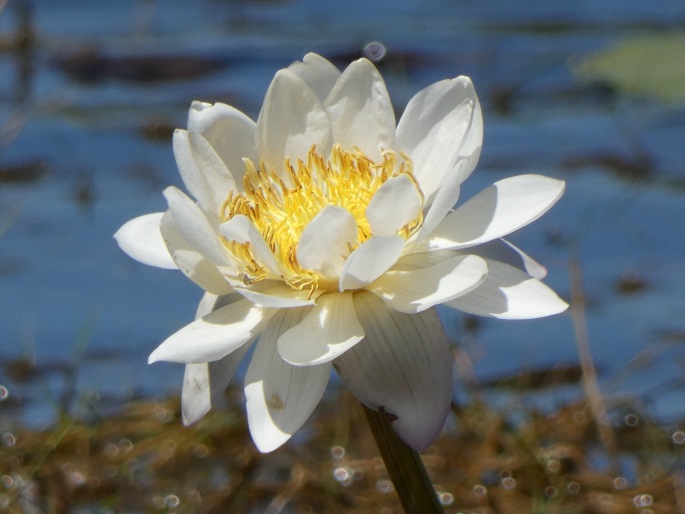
[[115, 53, 567, 453]]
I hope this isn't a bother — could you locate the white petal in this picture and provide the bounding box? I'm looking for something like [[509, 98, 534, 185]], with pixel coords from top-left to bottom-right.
[[296, 206, 358, 280], [148, 298, 275, 364], [324, 58, 395, 160], [339, 235, 404, 291], [182, 346, 250, 425], [233, 282, 320, 308], [416, 175, 566, 252], [467, 239, 547, 280], [446, 259, 568, 319], [369, 254, 487, 313], [335, 292, 453, 450], [288, 53, 341, 104], [256, 69, 332, 176], [159, 211, 234, 295], [245, 309, 331, 452], [278, 292, 364, 366], [163, 186, 230, 265], [366, 174, 423, 236], [114, 212, 177, 269], [411, 160, 464, 244], [182, 293, 250, 425], [173, 130, 236, 212], [219, 215, 281, 276], [396, 77, 479, 201], [187, 101, 257, 189]]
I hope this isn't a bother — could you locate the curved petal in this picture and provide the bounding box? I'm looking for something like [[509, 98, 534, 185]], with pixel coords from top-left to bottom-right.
[[335, 292, 453, 450], [173, 130, 236, 213], [296, 206, 358, 280], [256, 69, 332, 177], [182, 293, 252, 425], [114, 212, 177, 269], [278, 292, 364, 366], [446, 259, 568, 319], [182, 346, 252, 425], [245, 308, 331, 452], [466, 238, 547, 280], [160, 211, 234, 295], [148, 298, 276, 364], [219, 214, 281, 276], [186, 101, 257, 189], [233, 281, 320, 308], [415, 175, 565, 252], [396, 77, 479, 202], [369, 254, 487, 313], [366, 174, 423, 236], [324, 58, 395, 160], [163, 186, 230, 266], [182, 347, 249, 425], [288, 53, 341, 104], [339, 235, 404, 291]]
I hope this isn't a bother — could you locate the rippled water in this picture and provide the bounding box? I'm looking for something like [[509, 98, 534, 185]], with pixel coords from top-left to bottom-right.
[[1, 0, 684, 427]]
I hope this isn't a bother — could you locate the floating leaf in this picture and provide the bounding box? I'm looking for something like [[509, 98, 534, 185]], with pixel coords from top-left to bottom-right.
[[573, 35, 685, 104]]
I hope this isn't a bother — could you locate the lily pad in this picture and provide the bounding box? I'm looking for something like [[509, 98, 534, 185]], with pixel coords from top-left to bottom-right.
[[573, 35, 685, 104]]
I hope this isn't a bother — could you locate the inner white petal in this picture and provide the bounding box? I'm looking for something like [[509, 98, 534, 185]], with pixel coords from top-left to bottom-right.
[[339, 235, 405, 291], [366, 174, 423, 236], [296, 206, 358, 280]]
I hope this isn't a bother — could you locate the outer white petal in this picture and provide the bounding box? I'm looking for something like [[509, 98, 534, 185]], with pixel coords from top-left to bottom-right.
[[467, 239, 547, 280], [339, 235, 404, 291], [288, 53, 341, 104], [219, 214, 281, 276], [324, 58, 395, 160], [411, 160, 464, 245], [182, 352, 245, 425], [182, 293, 251, 425], [186, 101, 257, 189], [148, 298, 276, 364], [277, 292, 364, 366], [233, 281, 320, 308], [256, 69, 332, 176], [335, 292, 453, 450], [446, 259, 568, 319], [245, 309, 331, 453], [406, 77, 483, 244], [114, 212, 177, 269], [366, 174, 423, 236], [415, 175, 566, 252], [369, 254, 487, 313], [173, 130, 236, 213], [296, 206, 358, 280], [163, 186, 230, 266], [396, 77, 477, 201], [160, 211, 234, 295]]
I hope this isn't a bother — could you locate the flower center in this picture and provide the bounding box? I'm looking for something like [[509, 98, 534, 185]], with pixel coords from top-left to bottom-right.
[[221, 144, 422, 291]]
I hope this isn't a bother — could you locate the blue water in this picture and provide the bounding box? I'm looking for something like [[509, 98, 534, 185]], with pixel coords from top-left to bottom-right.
[[1, 0, 684, 427]]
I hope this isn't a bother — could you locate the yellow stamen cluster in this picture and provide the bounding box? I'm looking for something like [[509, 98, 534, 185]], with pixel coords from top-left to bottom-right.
[[221, 144, 422, 291]]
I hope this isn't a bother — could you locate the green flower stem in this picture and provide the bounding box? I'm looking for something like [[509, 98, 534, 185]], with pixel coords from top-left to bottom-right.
[[362, 404, 445, 514]]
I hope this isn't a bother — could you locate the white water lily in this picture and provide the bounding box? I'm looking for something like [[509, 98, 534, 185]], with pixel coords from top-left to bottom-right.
[[115, 53, 567, 453]]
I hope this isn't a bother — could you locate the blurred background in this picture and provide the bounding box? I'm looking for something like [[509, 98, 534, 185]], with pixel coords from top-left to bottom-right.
[[1, 0, 684, 512]]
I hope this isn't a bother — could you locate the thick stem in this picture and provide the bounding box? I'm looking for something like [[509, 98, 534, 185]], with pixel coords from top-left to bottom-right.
[[362, 404, 445, 514]]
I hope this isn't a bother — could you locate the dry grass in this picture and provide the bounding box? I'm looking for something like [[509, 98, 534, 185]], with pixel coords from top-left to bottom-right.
[[1, 383, 684, 514]]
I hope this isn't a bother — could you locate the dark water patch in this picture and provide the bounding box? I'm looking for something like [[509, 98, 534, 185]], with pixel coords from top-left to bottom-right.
[[139, 116, 176, 142], [0, 159, 48, 183], [481, 364, 586, 391], [563, 151, 653, 182], [615, 270, 648, 296], [50, 46, 229, 84]]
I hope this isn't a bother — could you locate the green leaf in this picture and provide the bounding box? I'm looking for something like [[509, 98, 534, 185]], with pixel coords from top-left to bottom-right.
[[573, 34, 685, 104]]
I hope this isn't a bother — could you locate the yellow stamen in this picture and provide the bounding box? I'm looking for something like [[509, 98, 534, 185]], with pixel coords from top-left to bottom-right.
[[221, 144, 423, 291]]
